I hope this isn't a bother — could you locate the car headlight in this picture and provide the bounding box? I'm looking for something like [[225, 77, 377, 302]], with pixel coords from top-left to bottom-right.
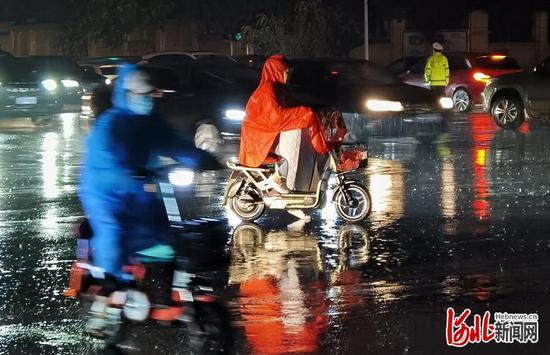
[[61, 79, 80, 88], [366, 99, 404, 112], [41, 79, 58, 91], [439, 97, 454, 109], [224, 109, 246, 121], [168, 168, 195, 187]]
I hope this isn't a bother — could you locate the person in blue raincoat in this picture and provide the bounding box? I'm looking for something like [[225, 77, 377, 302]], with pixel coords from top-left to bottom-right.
[[79, 64, 219, 306]]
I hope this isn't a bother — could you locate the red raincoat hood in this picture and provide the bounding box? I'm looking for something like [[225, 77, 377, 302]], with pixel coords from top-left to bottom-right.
[[261, 55, 286, 85], [239, 55, 328, 167]]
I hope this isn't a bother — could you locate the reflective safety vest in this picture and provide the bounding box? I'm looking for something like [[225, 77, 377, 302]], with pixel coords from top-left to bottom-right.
[[425, 52, 450, 86]]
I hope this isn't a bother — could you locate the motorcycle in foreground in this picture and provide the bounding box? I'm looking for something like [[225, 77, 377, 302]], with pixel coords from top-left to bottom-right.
[[64, 165, 233, 354]]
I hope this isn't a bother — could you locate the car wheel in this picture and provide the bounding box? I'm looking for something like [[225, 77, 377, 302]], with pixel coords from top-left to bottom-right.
[[452, 89, 472, 113], [491, 96, 525, 129], [194, 123, 223, 153]]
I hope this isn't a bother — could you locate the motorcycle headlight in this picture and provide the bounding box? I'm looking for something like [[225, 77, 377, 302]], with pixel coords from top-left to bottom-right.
[[439, 97, 454, 109], [366, 99, 404, 112], [224, 109, 246, 121], [61, 79, 80, 88], [41, 79, 58, 91], [105, 78, 112, 85], [168, 168, 195, 187]]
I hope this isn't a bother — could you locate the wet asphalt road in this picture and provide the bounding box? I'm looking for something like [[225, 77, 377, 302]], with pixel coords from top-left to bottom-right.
[[0, 112, 550, 354]]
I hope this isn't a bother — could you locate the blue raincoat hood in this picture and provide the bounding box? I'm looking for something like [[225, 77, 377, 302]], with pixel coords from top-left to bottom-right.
[[112, 64, 139, 112]]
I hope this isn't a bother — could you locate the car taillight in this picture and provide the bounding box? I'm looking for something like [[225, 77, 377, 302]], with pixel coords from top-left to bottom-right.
[[473, 72, 491, 83]]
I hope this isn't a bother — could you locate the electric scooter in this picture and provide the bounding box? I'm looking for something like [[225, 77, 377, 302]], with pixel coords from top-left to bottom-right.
[[224, 110, 372, 223], [64, 165, 233, 354]]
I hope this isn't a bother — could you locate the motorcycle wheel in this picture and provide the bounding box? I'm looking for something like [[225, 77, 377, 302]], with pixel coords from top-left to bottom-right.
[[103, 307, 127, 346], [334, 183, 372, 222], [229, 185, 265, 222]]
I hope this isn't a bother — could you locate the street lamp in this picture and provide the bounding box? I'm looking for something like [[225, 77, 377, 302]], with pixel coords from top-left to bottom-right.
[[364, 0, 369, 60]]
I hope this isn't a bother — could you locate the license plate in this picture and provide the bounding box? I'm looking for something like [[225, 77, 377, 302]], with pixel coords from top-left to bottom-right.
[[16, 97, 37, 105]]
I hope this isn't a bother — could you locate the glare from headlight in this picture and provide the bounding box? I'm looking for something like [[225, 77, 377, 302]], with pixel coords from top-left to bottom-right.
[[61, 79, 80, 88], [42, 79, 58, 91], [366, 99, 404, 112], [439, 97, 454, 109], [168, 169, 195, 187], [224, 109, 246, 121], [105, 78, 112, 85]]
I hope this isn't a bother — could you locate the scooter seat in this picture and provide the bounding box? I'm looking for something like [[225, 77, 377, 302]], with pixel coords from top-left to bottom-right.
[[227, 153, 281, 172]]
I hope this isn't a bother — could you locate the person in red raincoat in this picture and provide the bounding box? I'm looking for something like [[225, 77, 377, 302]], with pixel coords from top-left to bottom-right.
[[239, 55, 328, 200]]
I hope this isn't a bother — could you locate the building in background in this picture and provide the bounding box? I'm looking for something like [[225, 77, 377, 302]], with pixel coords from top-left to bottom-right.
[[352, 9, 549, 68], [0, 2, 547, 67]]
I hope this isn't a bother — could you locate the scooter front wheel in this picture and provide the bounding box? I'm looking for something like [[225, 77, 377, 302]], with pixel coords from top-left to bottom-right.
[[229, 186, 265, 222], [334, 183, 372, 222]]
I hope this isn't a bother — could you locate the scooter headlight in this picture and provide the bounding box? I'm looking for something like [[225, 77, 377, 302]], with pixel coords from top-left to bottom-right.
[[224, 109, 246, 121], [168, 168, 195, 187]]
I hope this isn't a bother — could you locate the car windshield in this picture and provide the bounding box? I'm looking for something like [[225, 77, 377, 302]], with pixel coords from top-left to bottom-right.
[[193, 55, 237, 65], [190, 62, 260, 92], [290, 61, 401, 87], [475, 56, 522, 70], [0, 57, 33, 73], [29, 56, 83, 78], [148, 54, 193, 65], [0, 57, 36, 81], [140, 67, 185, 91], [100, 66, 120, 76], [387, 57, 422, 75]]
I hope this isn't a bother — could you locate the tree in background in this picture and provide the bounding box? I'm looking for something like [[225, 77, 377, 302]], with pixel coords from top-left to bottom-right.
[[57, 0, 176, 57], [243, 0, 360, 57], [56, 0, 286, 58]]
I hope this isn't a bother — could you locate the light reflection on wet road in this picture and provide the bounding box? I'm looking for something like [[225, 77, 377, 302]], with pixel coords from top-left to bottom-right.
[[0, 113, 549, 354]]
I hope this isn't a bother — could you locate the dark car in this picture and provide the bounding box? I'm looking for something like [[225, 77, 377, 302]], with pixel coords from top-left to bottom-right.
[[28, 55, 88, 108], [401, 53, 523, 112], [79, 65, 111, 93], [85, 57, 259, 151], [386, 56, 423, 76], [0, 57, 60, 121], [234, 55, 269, 71], [79, 56, 141, 80], [483, 57, 550, 129], [286, 58, 453, 143]]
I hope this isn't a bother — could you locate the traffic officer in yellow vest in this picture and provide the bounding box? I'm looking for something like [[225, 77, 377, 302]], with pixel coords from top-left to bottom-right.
[[424, 42, 449, 96]]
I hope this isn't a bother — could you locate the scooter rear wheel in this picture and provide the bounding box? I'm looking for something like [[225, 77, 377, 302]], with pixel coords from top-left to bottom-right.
[[229, 186, 265, 222], [334, 184, 372, 222]]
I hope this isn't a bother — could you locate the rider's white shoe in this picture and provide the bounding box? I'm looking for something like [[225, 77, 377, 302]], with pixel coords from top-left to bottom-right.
[[288, 209, 311, 222], [266, 175, 291, 194]]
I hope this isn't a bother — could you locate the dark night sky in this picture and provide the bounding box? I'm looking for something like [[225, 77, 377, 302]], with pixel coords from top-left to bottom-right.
[[0, 0, 67, 22], [0, 0, 548, 43]]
